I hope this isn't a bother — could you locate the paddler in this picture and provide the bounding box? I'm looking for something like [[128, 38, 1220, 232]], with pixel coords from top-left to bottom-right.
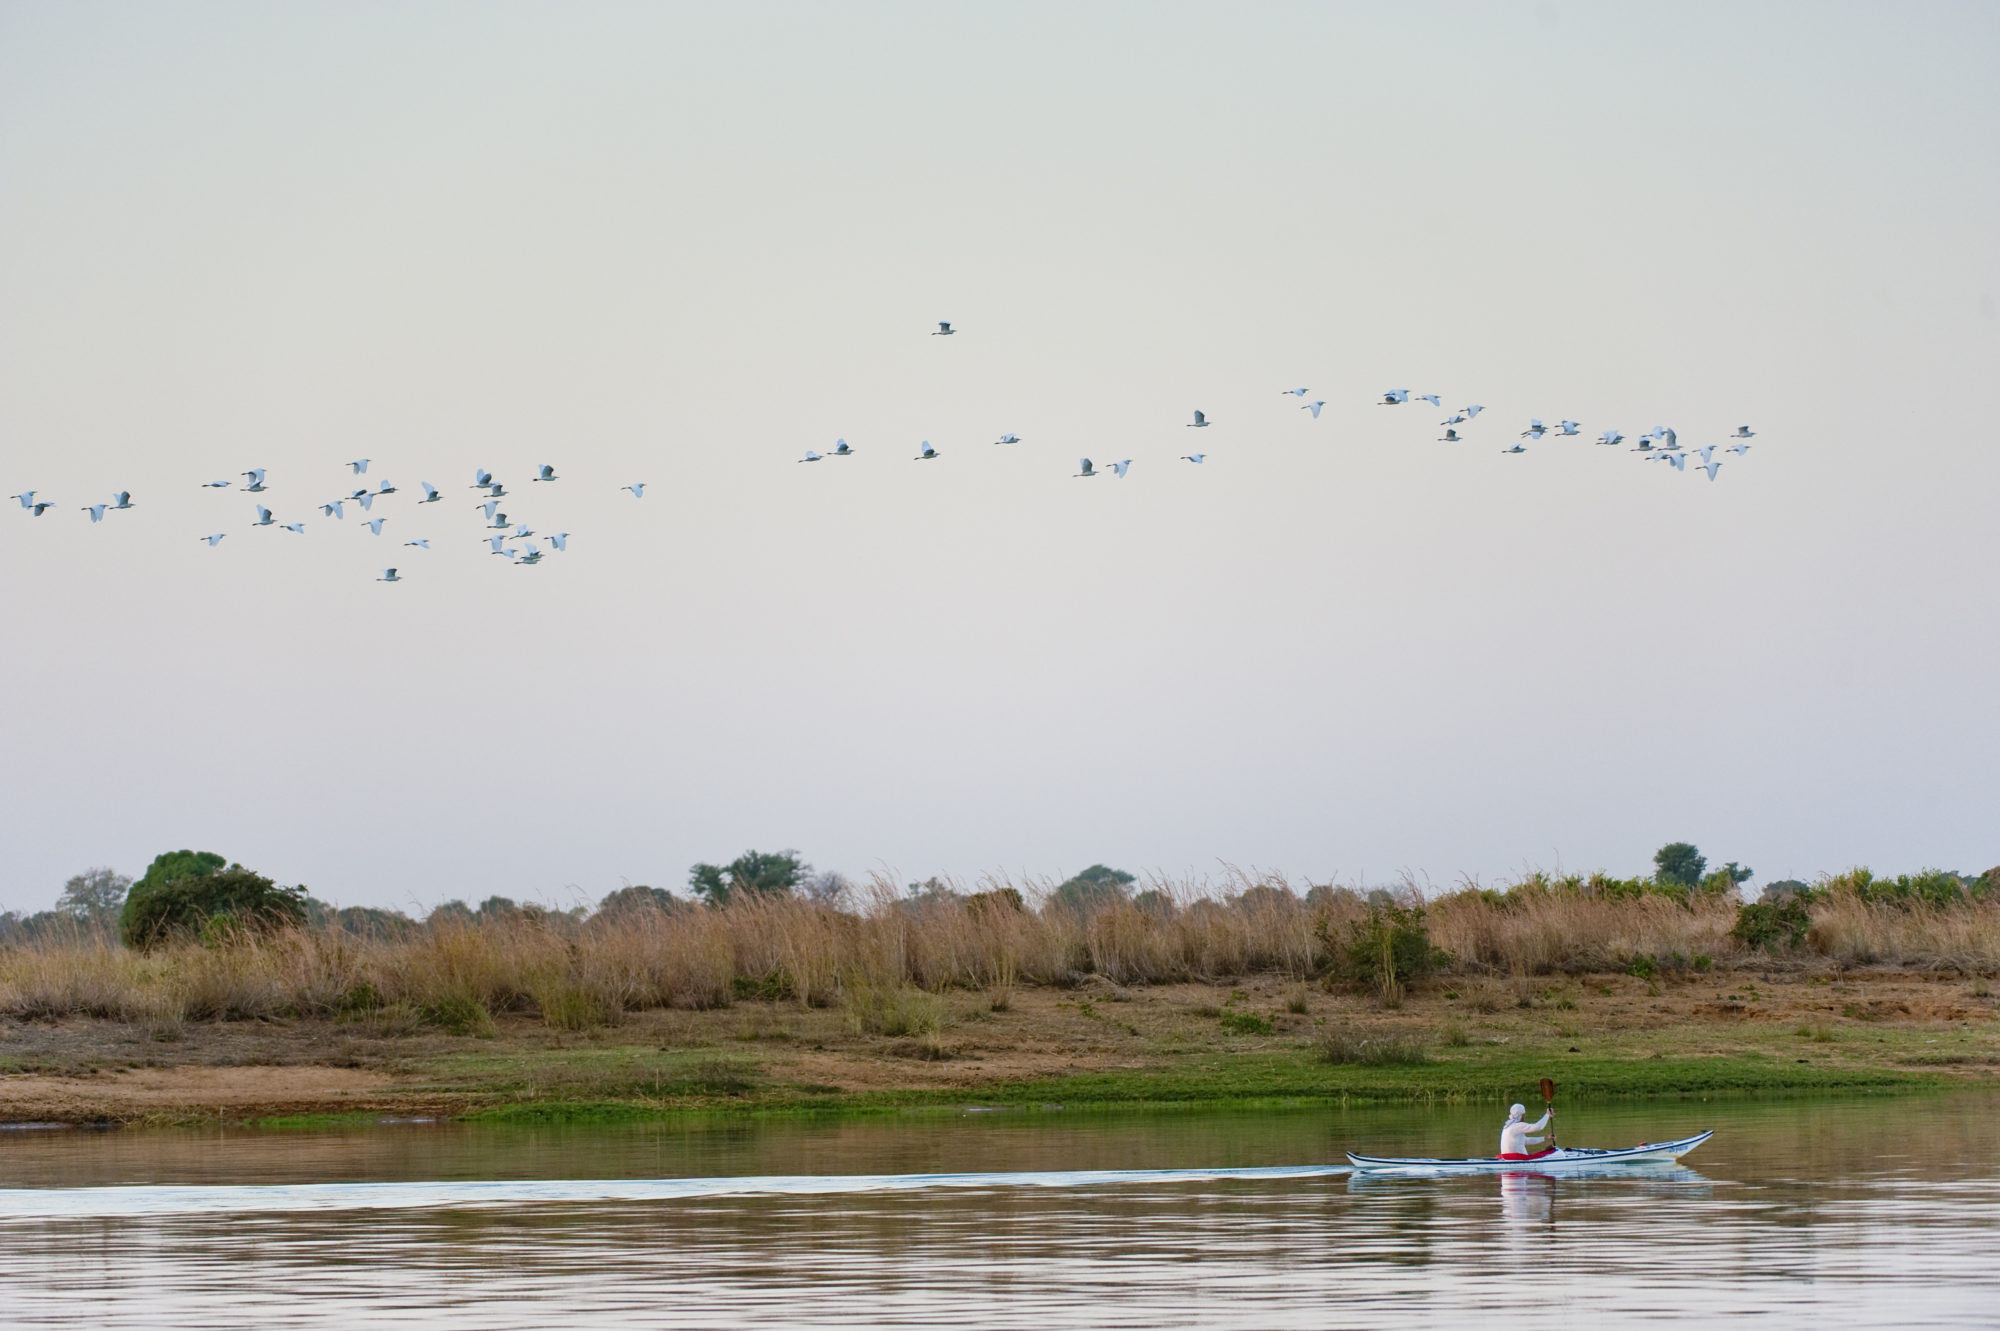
[[1498, 1102, 1552, 1158]]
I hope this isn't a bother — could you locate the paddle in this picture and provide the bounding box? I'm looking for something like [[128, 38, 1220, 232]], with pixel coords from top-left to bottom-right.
[[1539, 1077, 1557, 1148]]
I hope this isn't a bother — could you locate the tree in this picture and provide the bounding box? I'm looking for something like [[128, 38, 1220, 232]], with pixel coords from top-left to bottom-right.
[[688, 849, 807, 906], [597, 884, 678, 917], [1048, 864, 1135, 914], [120, 850, 307, 948], [57, 867, 131, 927], [1653, 842, 1707, 888]]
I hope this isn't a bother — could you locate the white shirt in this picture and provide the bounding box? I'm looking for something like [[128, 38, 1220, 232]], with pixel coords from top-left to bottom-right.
[[1500, 1111, 1551, 1155]]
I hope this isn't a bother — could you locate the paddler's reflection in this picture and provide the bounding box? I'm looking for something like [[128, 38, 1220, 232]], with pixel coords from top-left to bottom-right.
[[1499, 1171, 1553, 1224]]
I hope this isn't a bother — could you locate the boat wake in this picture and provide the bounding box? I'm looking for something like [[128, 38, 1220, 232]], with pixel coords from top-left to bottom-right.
[[0, 1164, 1351, 1221]]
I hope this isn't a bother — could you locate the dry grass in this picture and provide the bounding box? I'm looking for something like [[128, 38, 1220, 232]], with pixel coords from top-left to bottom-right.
[[4, 874, 1998, 1031]]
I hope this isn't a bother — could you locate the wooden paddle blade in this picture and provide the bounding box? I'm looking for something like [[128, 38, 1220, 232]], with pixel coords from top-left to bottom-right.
[[1539, 1077, 1555, 1102]]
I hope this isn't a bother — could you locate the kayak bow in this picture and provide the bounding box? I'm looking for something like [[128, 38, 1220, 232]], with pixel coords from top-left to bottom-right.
[[1346, 1130, 1712, 1173]]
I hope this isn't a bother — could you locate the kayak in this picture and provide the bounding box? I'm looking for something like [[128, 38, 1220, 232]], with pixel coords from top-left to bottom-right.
[[1346, 1130, 1712, 1173]]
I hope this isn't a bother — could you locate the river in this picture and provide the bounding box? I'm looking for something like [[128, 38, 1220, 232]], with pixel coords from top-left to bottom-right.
[[1, 1093, 1994, 1327]]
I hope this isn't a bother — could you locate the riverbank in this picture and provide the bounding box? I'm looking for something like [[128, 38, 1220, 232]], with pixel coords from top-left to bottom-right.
[[2, 967, 1993, 1125]]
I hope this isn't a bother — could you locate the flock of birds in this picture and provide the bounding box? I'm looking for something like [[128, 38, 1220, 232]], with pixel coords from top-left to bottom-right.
[[5, 319, 1760, 581]]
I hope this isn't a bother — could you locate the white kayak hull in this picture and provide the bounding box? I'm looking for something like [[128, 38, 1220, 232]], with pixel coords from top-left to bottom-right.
[[1347, 1129, 1713, 1173]]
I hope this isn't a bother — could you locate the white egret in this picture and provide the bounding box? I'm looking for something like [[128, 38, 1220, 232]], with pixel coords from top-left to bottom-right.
[[199, 533, 225, 546], [1661, 428, 1680, 451], [915, 441, 939, 460], [28, 501, 54, 516], [1075, 458, 1097, 478], [1442, 411, 1467, 425], [347, 459, 369, 474], [251, 506, 274, 526], [1109, 459, 1131, 478], [487, 512, 510, 529], [799, 450, 823, 463], [1697, 445, 1716, 465], [9, 491, 35, 509], [418, 482, 441, 503], [404, 539, 430, 549], [1555, 420, 1580, 435], [1731, 426, 1755, 439], [1663, 454, 1687, 472], [1596, 429, 1624, 447], [532, 464, 557, 483], [377, 568, 400, 582], [321, 501, 344, 519], [993, 434, 1019, 446], [1416, 393, 1441, 407], [1188, 410, 1211, 427], [1303, 401, 1325, 418], [1438, 428, 1462, 442], [1521, 419, 1547, 440], [477, 500, 499, 521], [511, 524, 533, 539], [487, 535, 507, 554], [519, 549, 544, 566], [1501, 443, 1526, 454], [242, 469, 267, 491], [356, 493, 375, 511], [1462, 405, 1484, 420], [82, 504, 106, 523], [374, 480, 397, 496], [1727, 443, 1752, 455], [365, 518, 386, 535], [933, 321, 956, 336], [548, 532, 569, 551], [623, 483, 646, 497], [472, 469, 493, 488], [1703, 461, 1722, 481], [832, 438, 855, 455], [1379, 390, 1409, 405], [110, 491, 134, 510], [1281, 387, 1309, 397], [201, 480, 231, 489], [1180, 453, 1205, 463], [281, 522, 305, 534]]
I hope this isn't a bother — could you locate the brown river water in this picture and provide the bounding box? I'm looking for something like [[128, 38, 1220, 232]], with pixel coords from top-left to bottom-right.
[[1, 1093, 1994, 1328]]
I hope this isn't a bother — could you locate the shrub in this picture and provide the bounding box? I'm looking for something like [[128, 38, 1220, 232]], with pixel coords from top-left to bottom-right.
[[1732, 894, 1816, 952], [689, 850, 806, 906], [1319, 902, 1444, 1004], [1048, 864, 1135, 914], [121, 851, 307, 949], [1219, 1009, 1273, 1035]]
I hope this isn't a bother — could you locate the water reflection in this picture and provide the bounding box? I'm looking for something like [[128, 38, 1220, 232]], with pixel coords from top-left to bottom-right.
[[0, 1094, 1994, 1329]]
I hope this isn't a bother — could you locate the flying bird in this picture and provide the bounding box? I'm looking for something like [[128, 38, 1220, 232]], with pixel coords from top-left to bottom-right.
[[1696, 445, 1717, 465], [1442, 411, 1467, 425], [355, 493, 375, 511], [321, 501, 345, 519], [1501, 443, 1526, 455], [418, 482, 441, 503], [548, 532, 568, 552], [82, 504, 106, 523], [110, 491, 134, 510], [1415, 393, 1441, 407], [486, 512, 510, 529], [201, 480, 231, 489], [365, 518, 386, 535], [1188, 410, 1211, 428], [347, 459, 369, 475], [993, 434, 1019, 446], [199, 533, 226, 546], [914, 441, 939, 460], [832, 439, 856, 455], [281, 522, 305, 534], [251, 506, 275, 526], [1181, 454, 1204, 464], [1703, 461, 1722, 481], [1438, 429, 1462, 442], [1379, 390, 1410, 405], [518, 549, 544, 566], [1075, 458, 1097, 478], [1521, 419, 1547, 440], [1108, 459, 1132, 478], [488, 535, 508, 554], [511, 524, 533, 539], [1303, 401, 1325, 418], [1662, 453, 1687, 472], [477, 500, 499, 521], [374, 480, 397, 496], [404, 539, 430, 549], [932, 321, 956, 336], [1281, 388, 1309, 397], [10, 491, 36, 509], [531, 464, 557, 483], [1727, 443, 1752, 455], [28, 502, 54, 516], [1596, 429, 1624, 447], [1731, 426, 1756, 439], [1460, 405, 1485, 420], [623, 483, 646, 497], [243, 470, 268, 491], [472, 469, 493, 489], [1554, 420, 1581, 436], [799, 450, 823, 463], [378, 568, 401, 582]]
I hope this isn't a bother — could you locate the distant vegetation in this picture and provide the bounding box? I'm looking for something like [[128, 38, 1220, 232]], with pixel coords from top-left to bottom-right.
[[3, 843, 1996, 1031]]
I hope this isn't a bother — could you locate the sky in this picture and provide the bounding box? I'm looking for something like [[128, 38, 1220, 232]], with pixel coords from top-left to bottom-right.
[[2, 2, 1996, 915]]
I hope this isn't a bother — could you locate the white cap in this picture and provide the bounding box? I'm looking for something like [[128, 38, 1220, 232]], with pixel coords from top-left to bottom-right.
[[1508, 1103, 1526, 1120]]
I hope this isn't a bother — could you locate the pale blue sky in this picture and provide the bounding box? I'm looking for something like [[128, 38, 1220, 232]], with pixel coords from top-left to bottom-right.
[[3, 2, 1996, 913]]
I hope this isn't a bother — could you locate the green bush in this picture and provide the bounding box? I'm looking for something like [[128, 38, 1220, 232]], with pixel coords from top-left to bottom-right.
[[1319, 902, 1446, 1003], [688, 850, 807, 906], [1048, 864, 1135, 914], [1218, 1009, 1273, 1035], [121, 851, 307, 949], [1732, 894, 1816, 952]]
